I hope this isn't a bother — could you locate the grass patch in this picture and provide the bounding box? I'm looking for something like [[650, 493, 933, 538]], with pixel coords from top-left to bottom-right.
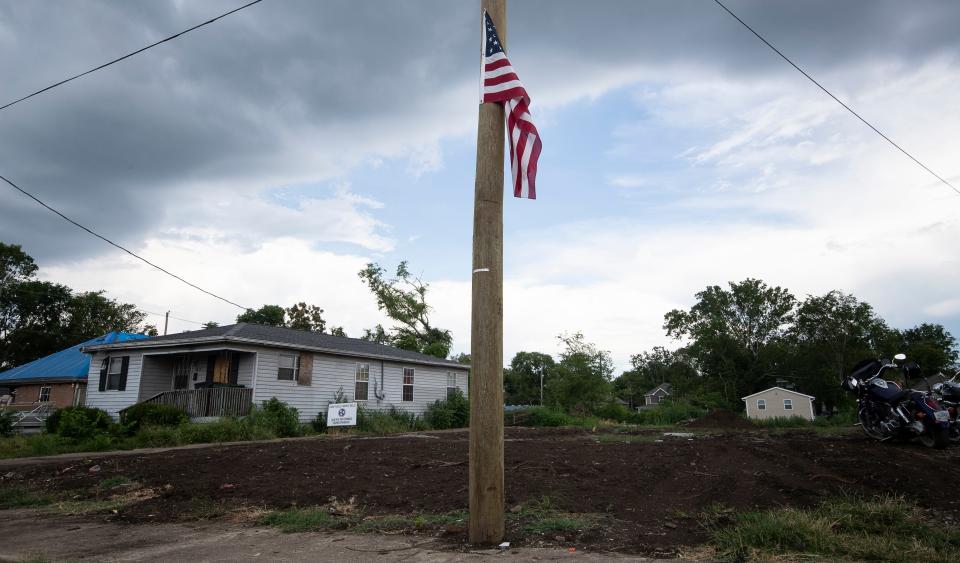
[[705, 495, 960, 562], [354, 511, 466, 533], [185, 498, 229, 520], [96, 475, 132, 491], [0, 485, 53, 509], [259, 507, 345, 532], [260, 505, 467, 534], [507, 495, 603, 538]]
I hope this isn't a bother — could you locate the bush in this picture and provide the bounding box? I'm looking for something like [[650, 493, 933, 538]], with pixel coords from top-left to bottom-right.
[[50, 407, 111, 440], [424, 390, 470, 430], [0, 409, 15, 437], [119, 403, 188, 429], [516, 407, 576, 427], [357, 406, 424, 434], [592, 401, 632, 422], [311, 413, 327, 434], [247, 398, 301, 438], [626, 401, 706, 426]]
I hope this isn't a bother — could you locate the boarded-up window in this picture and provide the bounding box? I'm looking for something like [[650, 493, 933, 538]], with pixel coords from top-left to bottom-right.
[[278, 354, 299, 381], [783, 398, 793, 410], [298, 353, 313, 386], [757, 399, 766, 410], [355, 363, 369, 401], [446, 372, 457, 399], [402, 368, 414, 402]]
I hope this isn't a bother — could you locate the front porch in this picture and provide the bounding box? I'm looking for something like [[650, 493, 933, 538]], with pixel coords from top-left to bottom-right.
[[135, 386, 254, 418], [135, 350, 256, 418]]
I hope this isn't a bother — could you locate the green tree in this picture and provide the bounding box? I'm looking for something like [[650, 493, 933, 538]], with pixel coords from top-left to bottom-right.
[[0, 244, 154, 368], [329, 326, 347, 337], [64, 291, 147, 344], [546, 333, 613, 413], [895, 323, 957, 377], [664, 279, 796, 408], [358, 261, 452, 358], [236, 305, 286, 326], [0, 243, 37, 288], [360, 324, 390, 344], [787, 291, 890, 412], [284, 302, 327, 333], [203, 321, 220, 329], [0, 281, 73, 368], [504, 351, 555, 405], [614, 347, 699, 409]]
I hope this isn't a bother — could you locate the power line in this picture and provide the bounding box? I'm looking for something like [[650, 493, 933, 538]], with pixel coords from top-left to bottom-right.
[[712, 0, 960, 197], [142, 310, 207, 326], [0, 0, 265, 113], [1, 174, 249, 310]]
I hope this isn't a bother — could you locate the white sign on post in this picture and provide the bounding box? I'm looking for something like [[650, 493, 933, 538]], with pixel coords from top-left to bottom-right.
[[327, 402, 358, 427]]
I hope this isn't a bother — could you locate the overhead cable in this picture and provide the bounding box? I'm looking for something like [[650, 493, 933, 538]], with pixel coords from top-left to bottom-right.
[[713, 0, 960, 197], [1, 174, 249, 310], [0, 0, 265, 112]]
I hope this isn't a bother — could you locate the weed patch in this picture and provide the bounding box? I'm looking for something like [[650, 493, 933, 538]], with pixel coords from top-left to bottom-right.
[[259, 507, 347, 532], [0, 485, 52, 509], [705, 496, 960, 562]]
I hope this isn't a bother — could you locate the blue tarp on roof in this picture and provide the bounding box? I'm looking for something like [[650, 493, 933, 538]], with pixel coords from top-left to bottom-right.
[[0, 332, 148, 383]]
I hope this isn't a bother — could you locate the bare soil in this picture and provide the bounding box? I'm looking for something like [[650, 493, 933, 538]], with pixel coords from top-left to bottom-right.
[[3, 427, 959, 556]]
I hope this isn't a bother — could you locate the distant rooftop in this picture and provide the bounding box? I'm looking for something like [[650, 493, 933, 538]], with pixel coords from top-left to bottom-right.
[[0, 332, 149, 383], [83, 323, 468, 369]]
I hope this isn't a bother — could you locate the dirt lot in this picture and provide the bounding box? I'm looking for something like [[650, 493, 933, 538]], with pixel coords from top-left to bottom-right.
[[3, 425, 959, 557]]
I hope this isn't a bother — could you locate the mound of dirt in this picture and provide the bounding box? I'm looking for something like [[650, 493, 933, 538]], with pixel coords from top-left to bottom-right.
[[685, 409, 756, 429]]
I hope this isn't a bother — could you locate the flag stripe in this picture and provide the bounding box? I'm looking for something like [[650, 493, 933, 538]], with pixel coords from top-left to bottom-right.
[[481, 10, 540, 200]]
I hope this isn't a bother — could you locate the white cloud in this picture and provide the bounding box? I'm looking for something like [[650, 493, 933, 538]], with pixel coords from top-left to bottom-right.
[[41, 237, 391, 337]]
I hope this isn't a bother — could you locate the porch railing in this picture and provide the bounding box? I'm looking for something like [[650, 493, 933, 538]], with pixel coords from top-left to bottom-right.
[[131, 387, 253, 418]]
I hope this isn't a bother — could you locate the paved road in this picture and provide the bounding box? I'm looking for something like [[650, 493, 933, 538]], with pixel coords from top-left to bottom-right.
[[0, 510, 693, 562]]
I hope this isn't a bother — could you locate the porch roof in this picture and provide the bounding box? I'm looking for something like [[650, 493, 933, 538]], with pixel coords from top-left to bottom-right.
[[82, 323, 468, 370]]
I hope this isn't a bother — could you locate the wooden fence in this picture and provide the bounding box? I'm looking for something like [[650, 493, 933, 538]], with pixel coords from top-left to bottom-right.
[[132, 387, 253, 418]]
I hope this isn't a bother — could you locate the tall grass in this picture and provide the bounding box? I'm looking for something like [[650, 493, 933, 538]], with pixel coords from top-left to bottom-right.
[[707, 496, 960, 562], [751, 410, 857, 429]]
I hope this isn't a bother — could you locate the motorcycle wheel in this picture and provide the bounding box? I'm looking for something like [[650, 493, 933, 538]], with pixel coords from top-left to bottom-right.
[[949, 423, 960, 444], [858, 407, 887, 441], [918, 426, 949, 449]]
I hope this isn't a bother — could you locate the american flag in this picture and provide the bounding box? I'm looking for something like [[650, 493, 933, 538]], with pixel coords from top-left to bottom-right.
[[481, 10, 541, 200]]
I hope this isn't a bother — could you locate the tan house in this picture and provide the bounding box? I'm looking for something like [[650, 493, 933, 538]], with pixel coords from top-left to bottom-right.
[[742, 387, 815, 421]]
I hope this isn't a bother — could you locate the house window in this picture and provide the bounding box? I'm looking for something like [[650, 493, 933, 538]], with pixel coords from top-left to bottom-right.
[[355, 363, 369, 401], [107, 357, 124, 390], [402, 368, 415, 402], [783, 398, 793, 410], [277, 354, 299, 381], [446, 372, 458, 399], [657, 395, 665, 404], [38, 387, 51, 403], [757, 399, 766, 410]]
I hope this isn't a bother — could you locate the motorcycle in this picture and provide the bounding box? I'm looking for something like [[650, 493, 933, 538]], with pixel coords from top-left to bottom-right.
[[842, 354, 952, 449], [930, 371, 960, 444]]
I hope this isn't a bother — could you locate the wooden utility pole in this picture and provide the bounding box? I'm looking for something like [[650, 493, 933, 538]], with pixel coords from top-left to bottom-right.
[[469, 0, 506, 545]]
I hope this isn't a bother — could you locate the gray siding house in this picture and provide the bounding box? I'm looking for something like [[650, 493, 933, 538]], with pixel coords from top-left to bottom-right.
[[82, 323, 469, 422], [644, 383, 672, 406]]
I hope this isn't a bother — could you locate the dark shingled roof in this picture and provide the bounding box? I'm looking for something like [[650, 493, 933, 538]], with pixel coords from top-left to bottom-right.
[[83, 323, 468, 369]]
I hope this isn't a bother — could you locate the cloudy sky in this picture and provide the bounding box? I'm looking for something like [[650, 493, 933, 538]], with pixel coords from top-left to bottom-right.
[[1, 0, 958, 369]]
